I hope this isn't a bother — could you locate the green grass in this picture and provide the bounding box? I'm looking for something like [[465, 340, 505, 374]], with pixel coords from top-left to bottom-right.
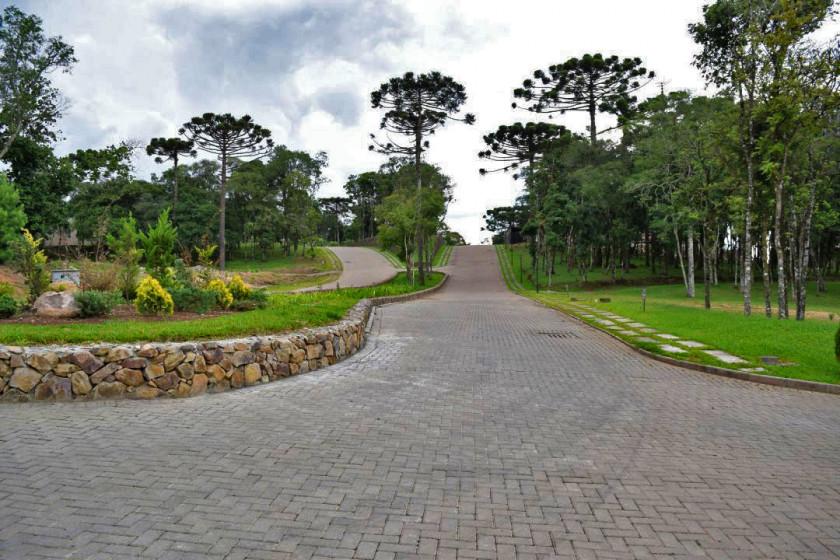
[[264, 272, 342, 293], [376, 248, 405, 269], [433, 244, 453, 267], [0, 272, 444, 346], [495, 245, 840, 385], [226, 247, 337, 273]]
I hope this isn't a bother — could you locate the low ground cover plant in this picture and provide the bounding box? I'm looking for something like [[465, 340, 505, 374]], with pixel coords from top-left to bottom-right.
[[75, 290, 122, 318]]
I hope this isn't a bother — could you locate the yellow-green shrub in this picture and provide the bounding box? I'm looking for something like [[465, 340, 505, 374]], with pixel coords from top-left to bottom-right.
[[227, 274, 252, 301], [134, 276, 174, 315], [207, 278, 233, 309]]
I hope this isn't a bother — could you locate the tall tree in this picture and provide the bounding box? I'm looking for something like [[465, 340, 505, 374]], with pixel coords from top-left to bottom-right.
[[369, 71, 474, 284], [0, 6, 76, 159], [319, 196, 352, 243], [0, 174, 26, 263], [478, 122, 567, 176], [146, 137, 196, 222], [179, 113, 273, 270], [513, 53, 654, 145]]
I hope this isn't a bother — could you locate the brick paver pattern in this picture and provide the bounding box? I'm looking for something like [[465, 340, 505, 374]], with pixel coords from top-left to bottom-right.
[[1, 246, 838, 559]]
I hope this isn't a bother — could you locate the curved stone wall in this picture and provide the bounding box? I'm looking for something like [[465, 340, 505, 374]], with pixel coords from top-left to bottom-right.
[[0, 301, 370, 403], [0, 275, 449, 403]]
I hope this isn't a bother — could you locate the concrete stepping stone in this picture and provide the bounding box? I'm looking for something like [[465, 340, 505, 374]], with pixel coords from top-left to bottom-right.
[[639, 328, 658, 333], [615, 318, 634, 323], [740, 367, 766, 373], [635, 336, 657, 343], [595, 319, 616, 326], [678, 340, 705, 348], [606, 325, 623, 330], [704, 350, 746, 364], [628, 322, 646, 328], [660, 344, 687, 354], [618, 330, 638, 336], [656, 334, 679, 340]]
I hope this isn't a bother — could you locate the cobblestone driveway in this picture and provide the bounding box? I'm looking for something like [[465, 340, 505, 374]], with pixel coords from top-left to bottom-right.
[[1, 246, 838, 559]]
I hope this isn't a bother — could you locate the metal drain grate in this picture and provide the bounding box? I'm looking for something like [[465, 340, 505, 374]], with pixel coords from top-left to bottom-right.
[[533, 331, 579, 339]]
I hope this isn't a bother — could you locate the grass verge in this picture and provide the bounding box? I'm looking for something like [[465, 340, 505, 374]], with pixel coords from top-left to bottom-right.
[[495, 246, 840, 385], [0, 272, 444, 346]]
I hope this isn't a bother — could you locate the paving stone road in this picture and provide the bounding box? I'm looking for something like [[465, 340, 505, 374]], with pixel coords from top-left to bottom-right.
[[303, 247, 396, 291], [1, 246, 838, 559]]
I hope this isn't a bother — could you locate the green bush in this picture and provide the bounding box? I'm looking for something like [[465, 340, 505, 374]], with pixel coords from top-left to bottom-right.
[[106, 214, 143, 300], [75, 290, 122, 318], [0, 175, 26, 264], [170, 286, 216, 314], [0, 293, 18, 318], [835, 323, 840, 363], [230, 288, 269, 311], [0, 281, 14, 297], [206, 278, 233, 309], [135, 276, 174, 315], [140, 208, 177, 277]]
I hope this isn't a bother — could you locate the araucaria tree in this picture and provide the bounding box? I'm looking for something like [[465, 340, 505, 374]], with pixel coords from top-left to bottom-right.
[[369, 71, 474, 285], [179, 113, 273, 270], [478, 122, 567, 176], [146, 137, 196, 222], [513, 53, 654, 145], [0, 6, 76, 159]]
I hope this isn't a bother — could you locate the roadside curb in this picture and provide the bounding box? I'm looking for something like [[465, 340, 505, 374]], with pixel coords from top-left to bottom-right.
[[547, 302, 840, 395]]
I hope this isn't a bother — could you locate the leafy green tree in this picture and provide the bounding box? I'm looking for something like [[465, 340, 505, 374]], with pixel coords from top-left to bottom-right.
[[482, 204, 528, 245], [343, 171, 393, 240], [513, 53, 654, 145], [319, 196, 352, 243], [106, 214, 143, 299], [370, 71, 474, 284], [0, 174, 26, 262], [146, 137, 196, 222], [11, 228, 49, 303], [179, 113, 273, 270], [0, 6, 76, 159], [1, 137, 74, 238]]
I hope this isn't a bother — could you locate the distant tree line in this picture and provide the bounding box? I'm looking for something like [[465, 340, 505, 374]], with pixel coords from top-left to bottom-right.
[[483, 0, 839, 321]]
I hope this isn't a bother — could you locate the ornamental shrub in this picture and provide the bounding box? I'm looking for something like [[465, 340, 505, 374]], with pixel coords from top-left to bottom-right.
[[0, 282, 14, 297], [206, 278, 233, 309], [227, 274, 251, 301], [75, 290, 121, 318], [230, 288, 269, 311], [79, 259, 118, 291], [135, 276, 174, 315], [0, 293, 18, 318], [106, 214, 143, 300], [140, 208, 177, 278], [11, 229, 50, 303], [170, 286, 216, 314]]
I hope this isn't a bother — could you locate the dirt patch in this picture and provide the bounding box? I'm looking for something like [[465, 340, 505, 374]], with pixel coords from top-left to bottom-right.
[[242, 270, 336, 287], [0, 266, 26, 298], [0, 304, 232, 326]]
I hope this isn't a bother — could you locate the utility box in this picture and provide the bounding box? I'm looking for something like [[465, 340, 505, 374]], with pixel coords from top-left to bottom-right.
[[51, 268, 81, 286]]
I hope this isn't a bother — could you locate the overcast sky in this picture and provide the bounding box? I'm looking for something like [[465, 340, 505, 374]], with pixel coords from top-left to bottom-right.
[[9, 1, 761, 242]]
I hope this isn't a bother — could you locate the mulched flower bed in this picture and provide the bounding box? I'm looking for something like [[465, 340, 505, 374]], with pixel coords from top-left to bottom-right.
[[0, 304, 232, 326]]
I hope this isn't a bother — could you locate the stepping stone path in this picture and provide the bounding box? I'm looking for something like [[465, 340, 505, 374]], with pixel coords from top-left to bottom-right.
[[657, 333, 679, 340], [660, 344, 687, 354], [635, 336, 658, 343], [618, 330, 638, 336], [678, 340, 705, 348], [628, 322, 647, 328], [704, 349, 747, 364]]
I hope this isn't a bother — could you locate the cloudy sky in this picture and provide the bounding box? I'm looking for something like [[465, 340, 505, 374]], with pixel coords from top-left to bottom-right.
[[15, 0, 737, 242]]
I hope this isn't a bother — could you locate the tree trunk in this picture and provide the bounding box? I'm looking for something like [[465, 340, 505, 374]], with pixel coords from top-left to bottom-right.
[[414, 127, 425, 286], [762, 226, 772, 318], [673, 225, 689, 297], [773, 151, 788, 319], [219, 152, 228, 271], [686, 225, 695, 298], [795, 175, 817, 320], [702, 224, 712, 310]]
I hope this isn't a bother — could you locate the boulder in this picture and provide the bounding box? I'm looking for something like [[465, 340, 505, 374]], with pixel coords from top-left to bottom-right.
[[115, 368, 144, 387], [70, 371, 92, 395], [33, 291, 80, 318], [244, 363, 261, 386], [92, 381, 126, 399], [27, 352, 59, 373], [190, 374, 208, 396], [9, 367, 43, 392]]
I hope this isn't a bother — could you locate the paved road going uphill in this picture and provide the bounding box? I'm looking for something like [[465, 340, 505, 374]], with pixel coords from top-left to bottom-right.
[[0, 246, 838, 559]]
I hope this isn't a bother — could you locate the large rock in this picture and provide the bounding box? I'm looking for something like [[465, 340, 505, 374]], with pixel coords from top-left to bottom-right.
[[70, 371, 92, 395], [190, 374, 208, 396], [115, 368, 144, 387], [244, 363, 261, 386], [33, 291, 80, 319], [68, 351, 104, 375], [92, 381, 126, 399], [9, 367, 43, 392]]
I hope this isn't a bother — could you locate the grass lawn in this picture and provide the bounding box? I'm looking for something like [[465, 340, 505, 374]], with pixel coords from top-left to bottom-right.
[[376, 248, 405, 269], [433, 244, 453, 267], [226, 246, 338, 273], [496, 245, 840, 385], [0, 272, 444, 346]]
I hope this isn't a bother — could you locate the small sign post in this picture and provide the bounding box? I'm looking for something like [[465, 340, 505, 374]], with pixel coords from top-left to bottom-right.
[[641, 288, 647, 312]]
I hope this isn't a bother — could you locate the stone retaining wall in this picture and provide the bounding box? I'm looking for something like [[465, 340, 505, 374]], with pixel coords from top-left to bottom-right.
[[0, 301, 371, 403], [0, 275, 449, 403]]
